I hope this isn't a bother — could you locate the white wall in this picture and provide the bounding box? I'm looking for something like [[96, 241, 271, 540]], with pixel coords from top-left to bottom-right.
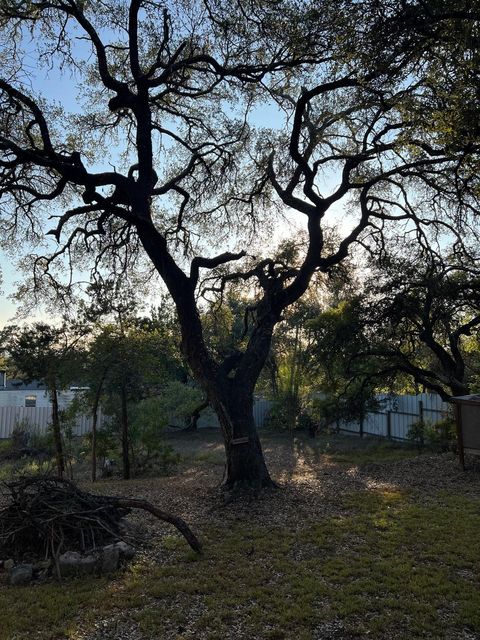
[[0, 389, 76, 409], [0, 405, 99, 439]]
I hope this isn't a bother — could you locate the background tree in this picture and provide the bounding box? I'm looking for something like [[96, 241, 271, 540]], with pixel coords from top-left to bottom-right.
[[308, 240, 480, 404], [0, 1, 479, 488], [85, 316, 183, 480], [359, 245, 480, 400], [308, 297, 390, 433], [0, 322, 86, 476]]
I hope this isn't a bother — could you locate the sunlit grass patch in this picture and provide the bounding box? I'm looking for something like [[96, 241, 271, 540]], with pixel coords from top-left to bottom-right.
[[325, 440, 421, 465], [287, 432, 422, 468]]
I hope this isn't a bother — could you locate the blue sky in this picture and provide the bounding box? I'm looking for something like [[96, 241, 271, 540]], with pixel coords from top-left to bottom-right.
[[0, 46, 82, 326], [0, 16, 349, 328], [0, 65, 292, 326]]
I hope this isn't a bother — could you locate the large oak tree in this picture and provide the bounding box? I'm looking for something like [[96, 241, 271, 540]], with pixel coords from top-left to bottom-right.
[[0, 0, 478, 488]]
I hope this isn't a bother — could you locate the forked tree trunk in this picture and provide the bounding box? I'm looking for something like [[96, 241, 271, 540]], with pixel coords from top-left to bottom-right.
[[210, 389, 274, 490], [137, 224, 279, 491]]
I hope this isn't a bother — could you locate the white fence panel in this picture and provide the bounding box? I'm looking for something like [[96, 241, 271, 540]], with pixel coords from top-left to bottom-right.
[[195, 398, 272, 429], [363, 412, 387, 437], [0, 406, 100, 439], [72, 412, 98, 437], [338, 419, 360, 435], [389, 411, 417, 440], [0, 406, 52, 437], [0, 393, 451, 441], [254, 399, 271, 428]]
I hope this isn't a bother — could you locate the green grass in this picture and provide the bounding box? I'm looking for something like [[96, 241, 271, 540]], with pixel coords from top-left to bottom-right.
[[291, 433, 420, 466], [327, 442, 420, 465], [1, 488, 479, 639]]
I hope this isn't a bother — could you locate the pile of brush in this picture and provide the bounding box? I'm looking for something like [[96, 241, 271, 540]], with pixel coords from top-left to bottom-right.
[[0, 477, 131, 561], [0, 476, 201, 564]]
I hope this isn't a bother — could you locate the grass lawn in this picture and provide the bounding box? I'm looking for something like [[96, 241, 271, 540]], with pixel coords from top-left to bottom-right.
[[0, 430, 479, 640]]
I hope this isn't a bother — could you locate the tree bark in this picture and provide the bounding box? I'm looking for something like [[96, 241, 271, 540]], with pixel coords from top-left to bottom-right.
[[209, 388, 274, 490], [91, 375, 106, 483], [120, 383, 130, 480], [50, 385, 65, 478], [91, 397, 100, 483], [114, 497, 202, 553]]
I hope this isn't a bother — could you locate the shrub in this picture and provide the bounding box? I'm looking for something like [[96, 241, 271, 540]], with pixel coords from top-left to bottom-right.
[[82, 427, 117, 462], [0, 438, 14, 461], [264, 394, 300, 431], [407, 417, 456, 452], [127, 382, 202, 475]]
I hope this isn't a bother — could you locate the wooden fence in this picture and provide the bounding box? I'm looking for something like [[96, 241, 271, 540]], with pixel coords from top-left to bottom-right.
[[0, 393, 449, 441], [339, 393, 450, 440]]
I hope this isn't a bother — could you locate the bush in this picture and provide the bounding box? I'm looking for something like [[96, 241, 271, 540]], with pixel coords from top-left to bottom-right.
[[127, 382, 202, 475], [407, 417, 456, 452], [28, 428, 55, 456], [264, 394, 300, 431], [82, 427, 117, 462], [0, 438, 14, 461], [10, 423, 30, 451]]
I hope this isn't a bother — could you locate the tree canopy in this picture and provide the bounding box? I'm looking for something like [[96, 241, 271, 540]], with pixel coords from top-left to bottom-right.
[[1, 0, 479, 487]]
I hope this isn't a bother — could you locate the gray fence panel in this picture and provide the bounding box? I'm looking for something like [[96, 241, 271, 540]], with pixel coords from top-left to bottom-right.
[[0, 406, 99, 439], [340, 393, 452, 441]]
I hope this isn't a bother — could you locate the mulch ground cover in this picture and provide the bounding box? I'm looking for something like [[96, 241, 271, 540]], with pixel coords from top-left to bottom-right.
[[1, 430, 479, 640]]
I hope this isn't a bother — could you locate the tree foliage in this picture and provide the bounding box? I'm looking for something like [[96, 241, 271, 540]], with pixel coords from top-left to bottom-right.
[[0, 1, 479, 486], [361, 244, 480, 399], [0, 322, 86, 475]]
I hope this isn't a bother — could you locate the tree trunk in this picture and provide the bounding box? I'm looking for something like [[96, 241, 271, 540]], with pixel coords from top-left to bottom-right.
[[91, 376, 105, 483], [91, 399, 100, 483], [184, 399, 208, 432], [136, 223, 280, 491], [50, 386, 65, 478], [120, 384, 130, 480], [210, 389, 274, 490]]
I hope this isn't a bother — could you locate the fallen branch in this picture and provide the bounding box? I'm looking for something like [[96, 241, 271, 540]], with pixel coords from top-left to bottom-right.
[[112, 498, 202, 553]]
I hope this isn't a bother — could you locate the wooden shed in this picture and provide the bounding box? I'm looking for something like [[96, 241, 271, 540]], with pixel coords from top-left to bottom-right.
[[451, 395, 480, 469]]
